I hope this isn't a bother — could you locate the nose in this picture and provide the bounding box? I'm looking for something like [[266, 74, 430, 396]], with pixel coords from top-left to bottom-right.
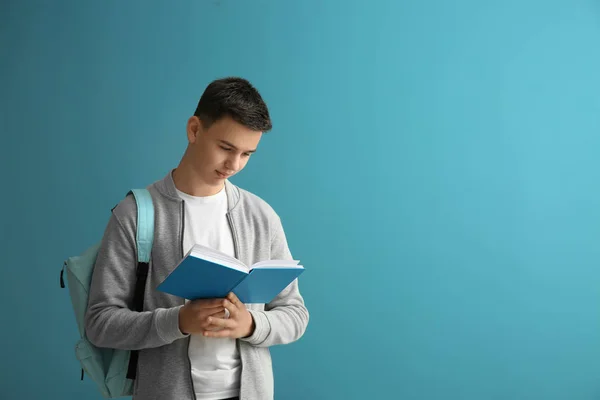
[[225, 154, 240, 173]]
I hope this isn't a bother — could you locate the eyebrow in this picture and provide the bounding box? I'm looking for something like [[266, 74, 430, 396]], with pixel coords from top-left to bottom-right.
[[219, 140, 257, 153]]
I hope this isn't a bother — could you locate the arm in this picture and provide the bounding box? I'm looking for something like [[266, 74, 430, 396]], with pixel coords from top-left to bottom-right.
[[84, 198, 187, 350], [240, 214, 309, 347]]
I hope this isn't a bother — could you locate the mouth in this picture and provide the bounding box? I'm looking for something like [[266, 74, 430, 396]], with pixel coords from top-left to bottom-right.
[[216, 170, 231, 179]]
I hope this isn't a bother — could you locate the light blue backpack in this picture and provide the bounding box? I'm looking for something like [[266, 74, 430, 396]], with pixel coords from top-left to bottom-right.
[[60, 189, 154, 398]]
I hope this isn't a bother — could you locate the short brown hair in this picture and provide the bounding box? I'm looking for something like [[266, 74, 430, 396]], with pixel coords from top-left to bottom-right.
[[194, 77, 272, 132]]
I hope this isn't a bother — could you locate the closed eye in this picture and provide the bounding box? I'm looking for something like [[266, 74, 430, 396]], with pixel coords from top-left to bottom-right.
[[219, 141, 256, 156]]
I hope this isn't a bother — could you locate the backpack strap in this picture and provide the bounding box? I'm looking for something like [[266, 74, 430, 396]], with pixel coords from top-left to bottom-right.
[[126, 188, 155, 380], [131, 189, 154, 265]]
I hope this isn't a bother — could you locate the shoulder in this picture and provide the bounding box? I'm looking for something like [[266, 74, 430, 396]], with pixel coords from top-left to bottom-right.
[[233, 185, 291, 254], [236, 185, 280, 222], [111, 185, 161, 222], [233, 185, 293, 257], [109, 191, 139, 230]]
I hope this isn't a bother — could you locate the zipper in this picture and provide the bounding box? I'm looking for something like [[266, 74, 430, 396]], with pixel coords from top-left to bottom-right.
[[227, 211, 245, 398], [180, 200, 197, 400], [181, 200, 243, 399], [181, 200, 185, 261], [226, 213, 240, 260]]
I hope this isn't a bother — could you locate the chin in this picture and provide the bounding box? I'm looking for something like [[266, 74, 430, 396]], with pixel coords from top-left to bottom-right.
[[210, 174, 226, 183]]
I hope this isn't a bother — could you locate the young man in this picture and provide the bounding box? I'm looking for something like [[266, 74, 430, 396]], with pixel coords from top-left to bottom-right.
[[85, 77, 309, 400]]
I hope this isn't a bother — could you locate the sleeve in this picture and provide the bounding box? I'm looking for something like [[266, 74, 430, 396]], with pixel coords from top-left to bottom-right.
[[84, 199, 187, 350], [241, 214, 309, 347]]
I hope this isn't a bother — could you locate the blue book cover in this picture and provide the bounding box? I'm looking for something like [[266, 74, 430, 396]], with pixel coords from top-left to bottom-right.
[[156, 243, 304, 304]]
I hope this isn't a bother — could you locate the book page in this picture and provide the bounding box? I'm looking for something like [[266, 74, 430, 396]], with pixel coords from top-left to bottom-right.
[[190, 243, 249, 273], [251, 259, 302, 269]]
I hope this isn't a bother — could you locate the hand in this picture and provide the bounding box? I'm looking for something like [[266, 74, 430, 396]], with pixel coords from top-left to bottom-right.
[[178, 298, 228, 335], [203, 292, 255, 339]]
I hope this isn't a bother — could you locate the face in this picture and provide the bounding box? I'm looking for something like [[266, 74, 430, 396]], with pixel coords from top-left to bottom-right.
[[186, 115, 262, 190]]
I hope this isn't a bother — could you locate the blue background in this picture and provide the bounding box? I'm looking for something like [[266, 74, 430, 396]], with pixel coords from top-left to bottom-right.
[[2, 1, 600, 399]]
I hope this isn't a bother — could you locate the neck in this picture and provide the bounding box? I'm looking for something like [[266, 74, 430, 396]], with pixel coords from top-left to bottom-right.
[[172, 155, 224, 197]]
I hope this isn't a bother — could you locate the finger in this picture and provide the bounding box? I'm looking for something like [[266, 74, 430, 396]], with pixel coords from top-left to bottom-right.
[[223, 299, 239, 318], [227, 292, 244, 309], [193, 298, 226, 308], [197, 309, 227, 329], [208, 309, 227, 319], [206, 316, 236, 330], [194, 306, 224, 318], [203, 324, 224, 332], [203, 329, 233, 338], [192, 307, 224, 328]]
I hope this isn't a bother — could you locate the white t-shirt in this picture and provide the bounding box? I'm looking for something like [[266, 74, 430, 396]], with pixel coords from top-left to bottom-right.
[[176, 186, 241, 400]]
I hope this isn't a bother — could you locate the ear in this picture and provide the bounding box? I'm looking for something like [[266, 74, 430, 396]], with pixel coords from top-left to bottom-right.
[[186, 116, 202, 144]]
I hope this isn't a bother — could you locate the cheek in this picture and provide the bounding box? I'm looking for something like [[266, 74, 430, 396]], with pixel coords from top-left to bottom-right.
[[238, 157, 250, 170], [204, 148, 223, 165], [195, 148, 218, 171], [215, 153, 228, 166]]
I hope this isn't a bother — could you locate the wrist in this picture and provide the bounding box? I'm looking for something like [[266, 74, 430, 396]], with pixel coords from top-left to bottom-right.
[[243, 313, 256, 338], [178, 307, 188, 335]]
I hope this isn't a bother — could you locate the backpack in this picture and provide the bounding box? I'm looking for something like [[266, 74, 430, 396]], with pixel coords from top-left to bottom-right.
[[60, 188, 154, 398]]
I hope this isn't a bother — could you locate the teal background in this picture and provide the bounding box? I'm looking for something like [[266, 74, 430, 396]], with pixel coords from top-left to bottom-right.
[[2, 1, 600, 399]]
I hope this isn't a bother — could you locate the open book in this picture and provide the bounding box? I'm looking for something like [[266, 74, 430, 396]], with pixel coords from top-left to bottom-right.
[[156, 243, 305, 304]]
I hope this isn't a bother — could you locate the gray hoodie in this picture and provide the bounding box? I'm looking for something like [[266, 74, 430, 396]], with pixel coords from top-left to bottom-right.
[[85, 171, 309, 400]]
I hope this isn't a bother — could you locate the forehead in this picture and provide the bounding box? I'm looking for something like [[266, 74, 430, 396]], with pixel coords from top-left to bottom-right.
[[209, 117, 262, 149]]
